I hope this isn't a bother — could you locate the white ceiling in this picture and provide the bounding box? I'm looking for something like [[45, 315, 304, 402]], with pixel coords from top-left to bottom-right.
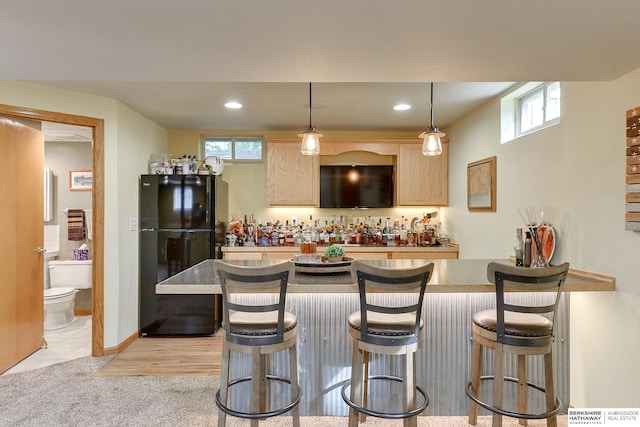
[[41, 122, 92, 142], [3, 1, 640, 135]]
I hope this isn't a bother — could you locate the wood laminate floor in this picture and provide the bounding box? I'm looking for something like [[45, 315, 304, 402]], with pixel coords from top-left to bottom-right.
[[94, 335, 223, 377]]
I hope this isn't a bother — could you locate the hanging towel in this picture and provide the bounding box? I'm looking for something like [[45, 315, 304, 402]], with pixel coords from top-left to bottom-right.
[[84, 209, 93, 240], [67, 209, 86, 241]]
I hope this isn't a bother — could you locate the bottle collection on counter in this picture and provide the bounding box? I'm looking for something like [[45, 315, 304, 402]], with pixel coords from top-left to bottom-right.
[[148, 153, 223, 175], [226, 213, 452, 250]]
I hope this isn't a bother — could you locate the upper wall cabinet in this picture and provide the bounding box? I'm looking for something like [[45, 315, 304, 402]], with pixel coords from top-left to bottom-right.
[[396, 141, 448, 206], [267, 141, 319, 206]]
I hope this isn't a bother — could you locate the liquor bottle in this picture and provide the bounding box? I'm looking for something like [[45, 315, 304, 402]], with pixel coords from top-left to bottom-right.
[[285, 227, 295, 247], [524, 231, 532, 268], [293, 226, 303, 247], [514, 228, 524, 267], [329, 228, 337, 244]]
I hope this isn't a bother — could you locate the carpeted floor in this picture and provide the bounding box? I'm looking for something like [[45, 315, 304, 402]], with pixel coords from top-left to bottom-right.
[[0, 356, 567, 426]]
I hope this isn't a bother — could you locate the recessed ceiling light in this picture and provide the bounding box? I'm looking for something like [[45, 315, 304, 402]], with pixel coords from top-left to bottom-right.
[[224, 101, 243, 109], [393, 103, 411, 111]]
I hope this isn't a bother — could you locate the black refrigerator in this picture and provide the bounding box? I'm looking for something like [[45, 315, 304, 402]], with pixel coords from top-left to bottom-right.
[[139, 174, 228, 336]]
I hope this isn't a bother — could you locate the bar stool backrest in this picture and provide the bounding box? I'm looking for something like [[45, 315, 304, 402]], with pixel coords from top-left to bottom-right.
[[351, 260, 434, 347], [486, 262, 570, 347], [215, 260, 294, 347]]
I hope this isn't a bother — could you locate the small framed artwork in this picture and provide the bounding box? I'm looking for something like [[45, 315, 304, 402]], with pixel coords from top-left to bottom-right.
[[69, 170, 93, 191], [467, 156, 496, 211]]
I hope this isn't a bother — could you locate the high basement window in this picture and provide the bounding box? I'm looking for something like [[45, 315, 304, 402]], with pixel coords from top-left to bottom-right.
[[203, 136, 263, 162], [501, 82, 560, 143]]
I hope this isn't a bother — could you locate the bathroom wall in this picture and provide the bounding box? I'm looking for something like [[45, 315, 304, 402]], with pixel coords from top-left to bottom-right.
[[44, 140, 93, 311], [44, 140, 93, 258]]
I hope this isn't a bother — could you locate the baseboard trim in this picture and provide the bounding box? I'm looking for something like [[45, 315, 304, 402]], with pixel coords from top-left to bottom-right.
[[102, 331, 140, 356]]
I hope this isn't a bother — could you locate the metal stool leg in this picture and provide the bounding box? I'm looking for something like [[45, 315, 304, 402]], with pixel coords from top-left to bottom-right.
[[218, 343, 231, 427], [492, 345, 504, 427]]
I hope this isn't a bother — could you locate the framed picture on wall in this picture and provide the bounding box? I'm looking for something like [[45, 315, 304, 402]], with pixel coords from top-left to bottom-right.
[[467, 156, 496, 211], [69, 170, 93, 191]]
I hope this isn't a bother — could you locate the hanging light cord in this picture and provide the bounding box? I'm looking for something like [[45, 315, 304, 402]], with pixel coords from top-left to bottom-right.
[[308, 82, 313, 127], [429, 82, 435, 128]]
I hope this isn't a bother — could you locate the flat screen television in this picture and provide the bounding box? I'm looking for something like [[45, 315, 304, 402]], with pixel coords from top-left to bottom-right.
[[320, 165, 394, 208]]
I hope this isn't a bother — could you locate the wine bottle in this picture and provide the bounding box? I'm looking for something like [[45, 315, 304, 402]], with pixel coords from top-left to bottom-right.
[[514, 228, 524, 267]]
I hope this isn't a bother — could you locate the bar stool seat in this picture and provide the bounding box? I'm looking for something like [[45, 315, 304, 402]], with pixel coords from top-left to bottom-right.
[[215, 260, 301, 427], [342, 260, 434, 427], [466, 261, 570, 427]]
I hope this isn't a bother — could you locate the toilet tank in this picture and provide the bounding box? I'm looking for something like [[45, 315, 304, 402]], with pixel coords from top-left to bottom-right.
[[49, 260, 92, 289]]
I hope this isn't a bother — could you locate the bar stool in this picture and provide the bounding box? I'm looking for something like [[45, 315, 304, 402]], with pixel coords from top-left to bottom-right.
[[466, 261, 570, 427], [341, 260, 434, 427], [214, 260, 301, 427]]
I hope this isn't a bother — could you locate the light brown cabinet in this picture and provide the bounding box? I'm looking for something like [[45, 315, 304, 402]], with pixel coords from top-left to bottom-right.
[[396, 142, 448, 206], [266, 139, 448, 206], [267, 141, 319, 206], [222, 245, 459, 261]]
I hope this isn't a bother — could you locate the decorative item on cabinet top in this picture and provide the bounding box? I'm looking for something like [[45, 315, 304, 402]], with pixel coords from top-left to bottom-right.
[[625, 106, 640, 232]]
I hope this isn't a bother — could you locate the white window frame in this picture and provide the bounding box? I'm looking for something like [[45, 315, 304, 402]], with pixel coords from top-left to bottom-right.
[[202, 136, 264, 163], [501, 82, 560, 143]]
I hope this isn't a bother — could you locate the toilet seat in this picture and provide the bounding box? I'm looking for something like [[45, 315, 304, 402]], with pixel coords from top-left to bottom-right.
[[44, 287, 75, 300]]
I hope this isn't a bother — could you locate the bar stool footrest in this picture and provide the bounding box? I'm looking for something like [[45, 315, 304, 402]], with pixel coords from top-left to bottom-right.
[[466, 375, 562, 420], [341, 374, 429, 420], [216, 374, 302, 420]]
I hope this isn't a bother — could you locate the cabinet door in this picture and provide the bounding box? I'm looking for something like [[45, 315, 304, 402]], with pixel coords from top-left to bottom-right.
[[267, 142, 319, 206], [396, 142, 448, 206]]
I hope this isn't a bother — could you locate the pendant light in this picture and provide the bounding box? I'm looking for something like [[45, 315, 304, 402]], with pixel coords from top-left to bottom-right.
[[299, 82, 323, 155], [419, 82, 444, 156]]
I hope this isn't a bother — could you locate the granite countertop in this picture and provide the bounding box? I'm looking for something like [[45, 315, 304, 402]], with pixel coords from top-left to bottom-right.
[[155, 258, 615, 295]]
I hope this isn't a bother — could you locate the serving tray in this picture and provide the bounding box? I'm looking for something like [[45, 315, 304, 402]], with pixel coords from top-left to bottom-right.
[[293, 256, 354, 274]]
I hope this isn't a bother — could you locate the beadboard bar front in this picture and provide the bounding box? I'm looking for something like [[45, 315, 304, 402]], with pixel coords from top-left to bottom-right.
[[155, 259, 613, 416]]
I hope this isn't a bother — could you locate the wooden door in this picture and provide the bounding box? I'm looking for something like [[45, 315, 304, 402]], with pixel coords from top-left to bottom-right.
[[0, 116, 44, 373]]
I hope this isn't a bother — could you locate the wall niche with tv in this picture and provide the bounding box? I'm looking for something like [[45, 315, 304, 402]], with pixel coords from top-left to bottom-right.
[[320, 151, 394, 209]]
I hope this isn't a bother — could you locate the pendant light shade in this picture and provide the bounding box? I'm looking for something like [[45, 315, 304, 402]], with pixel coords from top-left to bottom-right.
[[419, 82, 444, 156], [299, 82, 322, 155]]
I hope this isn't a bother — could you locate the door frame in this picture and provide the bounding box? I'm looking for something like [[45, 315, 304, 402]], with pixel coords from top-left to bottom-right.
[[0, 103, 105, 356]]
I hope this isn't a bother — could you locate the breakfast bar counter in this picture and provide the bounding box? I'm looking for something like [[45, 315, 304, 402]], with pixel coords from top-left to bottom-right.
[[154, 259, 614, 417], [156, 258, 615, 295]]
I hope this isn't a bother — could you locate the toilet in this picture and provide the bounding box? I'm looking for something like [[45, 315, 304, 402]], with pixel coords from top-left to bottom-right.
[[45, 260, 92, 330]]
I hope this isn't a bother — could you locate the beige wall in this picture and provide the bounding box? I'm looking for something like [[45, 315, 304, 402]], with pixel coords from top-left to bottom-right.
[[445, 74, 640, 408], [167, 129, 444, 229], [0, 81, 167, 348]]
